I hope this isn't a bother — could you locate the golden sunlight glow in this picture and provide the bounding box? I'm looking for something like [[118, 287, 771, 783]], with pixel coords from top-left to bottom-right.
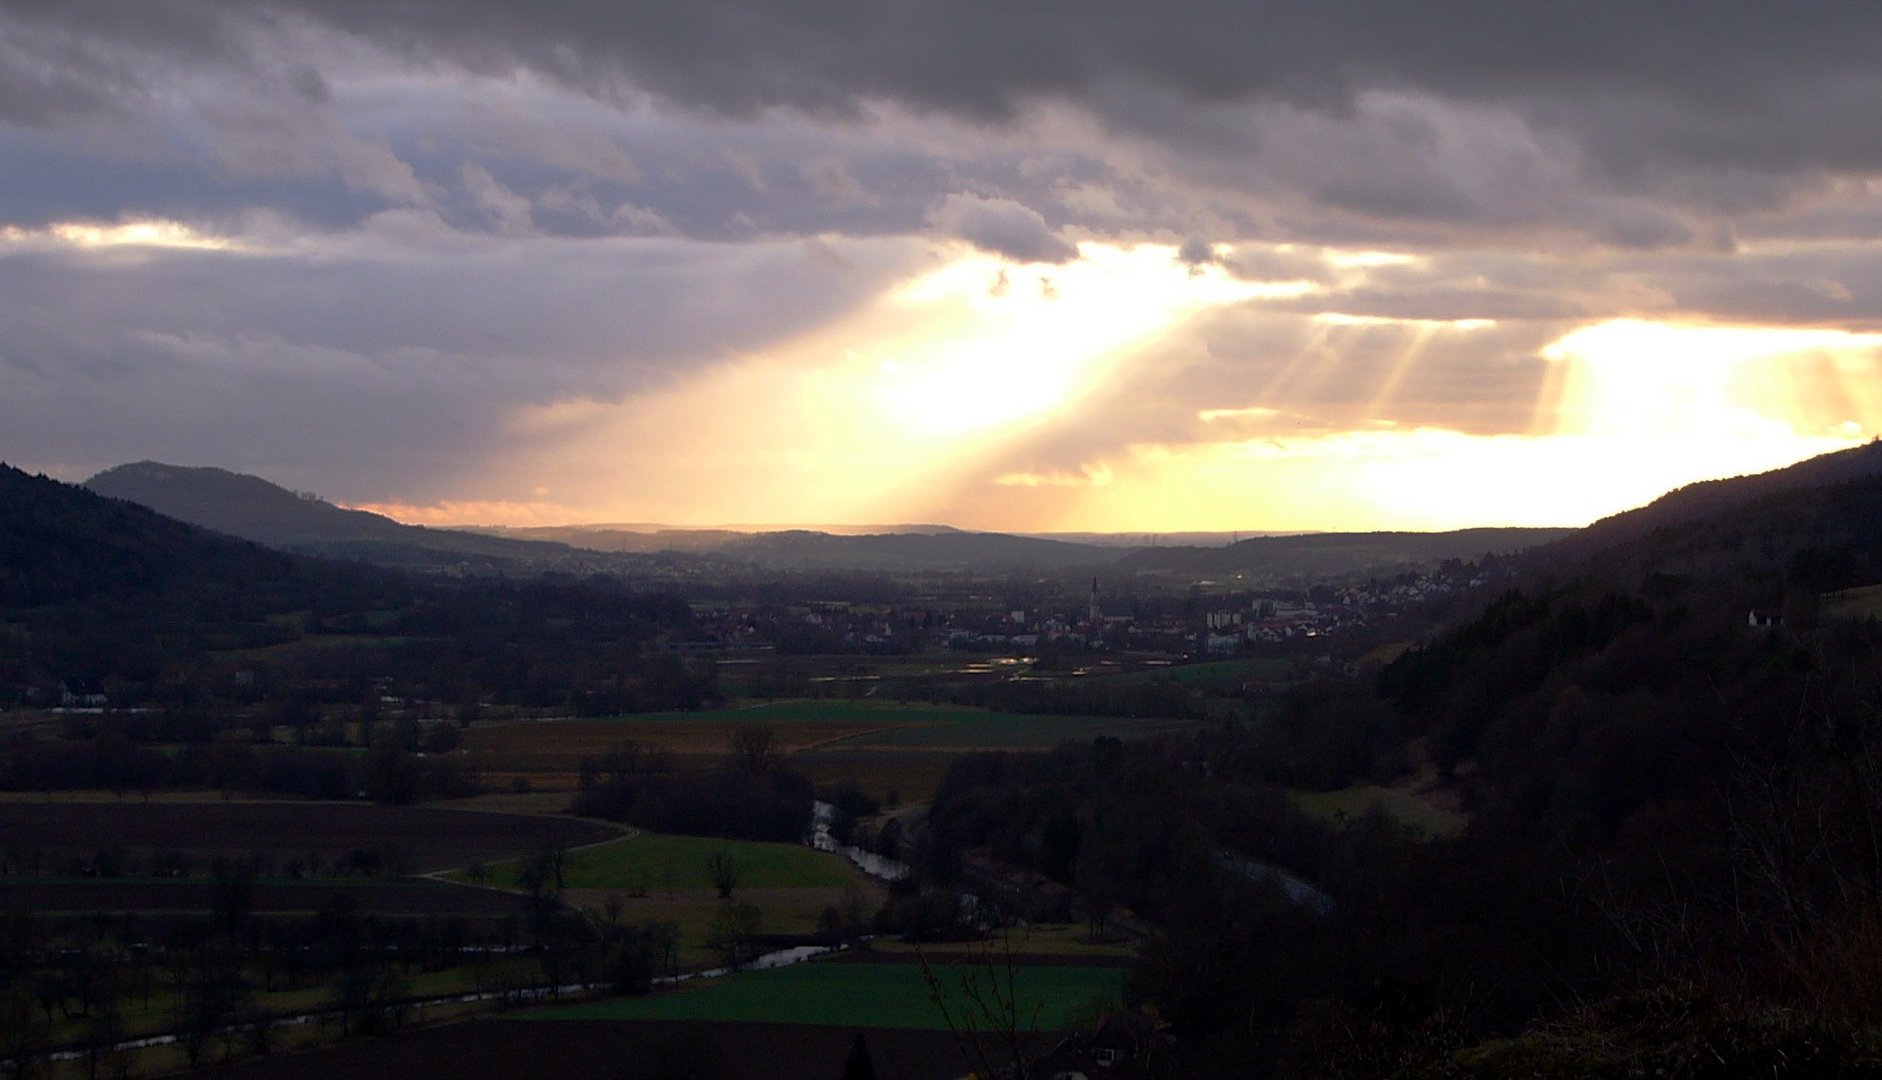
[[352, 498, 584, 527], [964, 317, 1882, 533], [1315, 313, 1494, 330], [1540, 319, 1882, 440], [371, 271, 1882, 533], [1323, 249, 1422, 269], [1196, 406, 1281, 423], [0, 220, 239, 252], [1011, 423, 1869, 535], [994, 462, 1116, 488], [391, 241, 1266, 527], [868, 245, 1262, 438]]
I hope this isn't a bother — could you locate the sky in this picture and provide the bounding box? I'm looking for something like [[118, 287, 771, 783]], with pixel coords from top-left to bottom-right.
[[4, 2, 1882, 534]]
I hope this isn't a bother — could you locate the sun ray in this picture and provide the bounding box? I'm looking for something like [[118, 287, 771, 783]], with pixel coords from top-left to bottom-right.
[[1828, 348, 1882, 425], [470, 242, 1266, 526], [1363, 322, 1441, 419], [1273, 319, 1370, 418], [1252, 320, 1336, 407]]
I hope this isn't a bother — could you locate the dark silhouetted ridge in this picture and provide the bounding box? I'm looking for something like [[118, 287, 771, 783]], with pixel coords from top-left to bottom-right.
[[84, 461, 573, 569]]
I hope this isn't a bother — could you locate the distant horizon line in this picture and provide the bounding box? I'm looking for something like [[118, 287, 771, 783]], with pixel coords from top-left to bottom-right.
[[410, 519, 1584, 540], [24, 457, 1595, 541]]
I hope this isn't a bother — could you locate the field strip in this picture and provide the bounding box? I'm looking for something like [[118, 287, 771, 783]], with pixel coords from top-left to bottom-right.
[[421, 824, 641, 892], [790, 724, 924, 752], [521, 955, 1129, 1029], [36, 943, 851, 1069]]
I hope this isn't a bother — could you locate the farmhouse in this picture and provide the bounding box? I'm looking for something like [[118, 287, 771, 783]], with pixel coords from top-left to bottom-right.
[[59, 677, 108, 708], [1030, 1010, 1170, 1078]]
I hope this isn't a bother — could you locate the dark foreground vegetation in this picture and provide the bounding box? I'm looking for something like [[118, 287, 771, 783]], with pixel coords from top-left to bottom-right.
[[8, 446, 1882, 1076], [0, 802, 695, 1075], [569, 729, 816, 843], [0, 462, 715, 801], [898, 446, 1882, 1075], [199, 1018, 976, 1080]]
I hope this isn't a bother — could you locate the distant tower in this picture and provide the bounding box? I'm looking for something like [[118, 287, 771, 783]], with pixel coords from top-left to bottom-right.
[[1089, 577, 1101, 625]]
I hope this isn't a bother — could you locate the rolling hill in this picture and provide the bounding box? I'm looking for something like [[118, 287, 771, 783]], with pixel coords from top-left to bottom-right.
[[85, 461, 578, 571], [1546, 439, 1882, 558], [1114, 526, 1575, 580], [87, 448, 1881, 583]]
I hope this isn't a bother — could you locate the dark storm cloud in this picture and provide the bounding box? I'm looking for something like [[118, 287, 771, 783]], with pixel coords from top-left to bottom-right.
[[1633, 245, 1882, 332], [245, 1, 1882, 175], [1257, 243, 1882, 331], [0, 127, 393, 230], [1176, 238, 1216, 267], [0, 1, 238, 127], [927, 193, 1077, 263], [8, 2, 1880, 229]]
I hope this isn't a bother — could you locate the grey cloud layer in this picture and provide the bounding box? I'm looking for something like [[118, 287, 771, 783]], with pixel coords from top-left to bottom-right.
[[927, 193, 1076, 263], [147, 2, 1882, 171], [4, 1, 1882, 514], [0, 230, 931, 495], [7, 2, 1881, 243]]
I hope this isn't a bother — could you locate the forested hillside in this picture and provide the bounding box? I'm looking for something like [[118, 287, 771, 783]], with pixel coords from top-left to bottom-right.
[[85, 461, 577, 570], [1116, 526, 1574, 579], [2, 464, 711, 738], [917, 448, 1882, 1075], [2, 462, 408, 677]]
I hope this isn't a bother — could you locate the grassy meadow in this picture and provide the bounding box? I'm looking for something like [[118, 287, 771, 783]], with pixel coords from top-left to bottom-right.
[[445, 831, 854, 891], [441, 831, 877, 970], [463, 698, 1209, 801], [1290, 783, 1467, 838], [520, 958, 1127, 1030]]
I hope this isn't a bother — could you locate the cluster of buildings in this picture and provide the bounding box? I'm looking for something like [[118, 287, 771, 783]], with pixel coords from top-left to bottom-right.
[[675, 567, 1497, 660]]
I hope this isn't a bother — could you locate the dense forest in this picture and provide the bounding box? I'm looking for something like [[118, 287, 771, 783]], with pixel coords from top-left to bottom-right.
[[569, 729, 817, 843]]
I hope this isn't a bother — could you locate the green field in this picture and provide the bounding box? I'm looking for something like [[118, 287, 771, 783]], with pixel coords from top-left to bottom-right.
[[1291, 784, 1467, 838], [871, 923, 1134, 960], [445, 832, 855, 890], [597, 700, 942, 725], [1097, 657, 1293, 687], [578, 699, 1204, 751], [467, 698, 1212, 804], [521, 958, 1126, 1030], [214, 633, 433, 662], [827, 712, 1200, 749], [598, 699, 1199, 734]]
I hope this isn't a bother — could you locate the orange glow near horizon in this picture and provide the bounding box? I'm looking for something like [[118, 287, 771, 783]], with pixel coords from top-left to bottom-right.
[[1, 219, 240, 252], [356, 242, 1271, 527], [356, 307, 1882, 535], [1024, 319, 1882, 533], [1539, 319, 1882, 441], [866, 248, 1260, 438]]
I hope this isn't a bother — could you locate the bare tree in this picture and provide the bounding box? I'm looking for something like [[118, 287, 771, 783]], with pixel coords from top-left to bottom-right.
[[919, 925, 1045, 1080], [708, 850, 739, 901], [1, 982, 49, 1080], [516, 844, 569, 940], [842, 1033, 879, 1080], [729, 723, 778, 776], [707, 903, 765, 970]]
